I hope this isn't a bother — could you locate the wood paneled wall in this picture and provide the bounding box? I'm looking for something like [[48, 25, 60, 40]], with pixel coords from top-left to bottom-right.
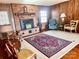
[[51, 0, 79, 32]]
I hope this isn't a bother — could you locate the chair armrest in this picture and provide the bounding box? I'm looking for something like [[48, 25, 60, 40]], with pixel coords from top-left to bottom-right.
[[64, 24, 70, 27]]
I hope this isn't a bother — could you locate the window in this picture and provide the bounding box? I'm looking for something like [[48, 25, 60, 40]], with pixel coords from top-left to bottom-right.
[[0, 11, 10, 25], [40, 11, 48, 23]]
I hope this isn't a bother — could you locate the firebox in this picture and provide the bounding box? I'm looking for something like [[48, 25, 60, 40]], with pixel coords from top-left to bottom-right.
[[20, 19, 34, 30]]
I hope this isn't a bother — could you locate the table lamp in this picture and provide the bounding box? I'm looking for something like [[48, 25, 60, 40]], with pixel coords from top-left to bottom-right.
[[60, 13, 66, 22]]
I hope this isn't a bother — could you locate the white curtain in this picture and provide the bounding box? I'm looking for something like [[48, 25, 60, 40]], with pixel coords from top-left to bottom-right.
[[0, 11, 10, 25], [40, 11, 48, 23]]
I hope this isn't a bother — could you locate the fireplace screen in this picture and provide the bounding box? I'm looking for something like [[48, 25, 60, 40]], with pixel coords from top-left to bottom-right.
[[20, 19, 34, 30]]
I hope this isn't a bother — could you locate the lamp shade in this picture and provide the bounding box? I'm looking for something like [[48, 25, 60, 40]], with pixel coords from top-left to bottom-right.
[[60, 13, 66, 18]]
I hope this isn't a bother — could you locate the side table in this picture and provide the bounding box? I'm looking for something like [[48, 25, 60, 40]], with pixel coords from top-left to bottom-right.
[[58, 24, 64, 31]]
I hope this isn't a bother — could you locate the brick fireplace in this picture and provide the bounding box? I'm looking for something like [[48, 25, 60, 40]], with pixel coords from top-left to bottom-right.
[[12, 4, 39, 31]]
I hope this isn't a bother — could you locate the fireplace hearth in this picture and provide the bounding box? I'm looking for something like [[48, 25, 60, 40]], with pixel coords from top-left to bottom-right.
[[20, 19, 34, 30]]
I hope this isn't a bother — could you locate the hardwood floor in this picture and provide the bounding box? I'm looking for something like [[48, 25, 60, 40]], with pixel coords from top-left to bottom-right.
[[61, 44, 79, 59]]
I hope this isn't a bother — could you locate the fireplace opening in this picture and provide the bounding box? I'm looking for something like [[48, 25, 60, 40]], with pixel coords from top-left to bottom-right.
[[20, 19, 34, 30]]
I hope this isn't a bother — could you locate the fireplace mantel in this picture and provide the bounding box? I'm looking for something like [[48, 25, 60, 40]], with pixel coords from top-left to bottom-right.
[[14, 12, 35, 16]]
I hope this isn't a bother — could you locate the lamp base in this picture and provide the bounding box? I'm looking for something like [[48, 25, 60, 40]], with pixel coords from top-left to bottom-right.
[[62, 18, 64, 22]]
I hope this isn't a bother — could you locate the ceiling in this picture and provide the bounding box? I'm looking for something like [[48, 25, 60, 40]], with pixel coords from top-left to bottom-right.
[[0, 0, 69, 6]]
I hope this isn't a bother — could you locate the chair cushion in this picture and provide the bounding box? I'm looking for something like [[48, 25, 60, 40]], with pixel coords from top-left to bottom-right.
[[64, 26, 75, 30]]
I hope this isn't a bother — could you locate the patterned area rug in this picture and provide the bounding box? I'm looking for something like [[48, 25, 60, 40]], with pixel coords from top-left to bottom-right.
[[24, 34, 72, 58]]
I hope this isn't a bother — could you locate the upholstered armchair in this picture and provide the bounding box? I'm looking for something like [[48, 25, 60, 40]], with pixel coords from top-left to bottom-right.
[[48, 19, 58, 30], [64, 20, 79, 32]]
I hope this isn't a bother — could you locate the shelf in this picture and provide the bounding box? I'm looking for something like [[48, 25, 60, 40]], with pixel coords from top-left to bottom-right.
[[14, 12, 35, 16]]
